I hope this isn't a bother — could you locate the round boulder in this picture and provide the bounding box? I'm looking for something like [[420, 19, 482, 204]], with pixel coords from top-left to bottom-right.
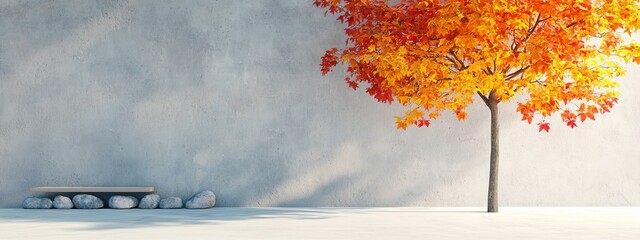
[[159, 197, 183, 209], [138, 194, 160, 209], [185, 190, 216, 209], [108, 195, 139, 209], [22, 197, 53, 209], [53, 196, 74, 209], [72, 194, 104, 209]]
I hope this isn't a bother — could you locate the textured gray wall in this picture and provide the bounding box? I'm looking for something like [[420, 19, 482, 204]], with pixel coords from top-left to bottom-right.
[[0, 0, 638, 208]]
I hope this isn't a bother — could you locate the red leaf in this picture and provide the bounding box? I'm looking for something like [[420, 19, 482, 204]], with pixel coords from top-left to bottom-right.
[[415, 119, 430, 127], [348, 81, 358, 90], [560, 110, 576, 123], [538, 122, 550, 132], [320, 48, 339, 75], [567, 120, 577, 128], [564, 82, 572, 89], [366, 85, 394, 104], [345, 78, 358, 90], [579, 113, 587, 122]]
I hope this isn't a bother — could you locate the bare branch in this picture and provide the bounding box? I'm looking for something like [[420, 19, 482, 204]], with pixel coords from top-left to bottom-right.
[[521, 14, 543, 46], [478, 91, 490, 106], [566, 21, 579, 28], [485, 67, 494, 75], [505, 66, 530, 80], [493, 60, 497, 73], [445, 56, 460, 70], [447, 50, 467, 70], [530, 79, 546, 85]]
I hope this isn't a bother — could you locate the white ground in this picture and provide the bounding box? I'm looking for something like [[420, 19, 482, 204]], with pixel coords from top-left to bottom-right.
[[0, 207, 638, 239]]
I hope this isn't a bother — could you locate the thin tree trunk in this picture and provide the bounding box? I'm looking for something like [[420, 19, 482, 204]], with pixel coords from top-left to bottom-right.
[[487, 93, 499, 213]]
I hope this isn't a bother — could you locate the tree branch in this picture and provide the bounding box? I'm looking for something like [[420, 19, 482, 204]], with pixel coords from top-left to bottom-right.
[[447, 50, 467, 70], [519, 14, 543, 47], [445, 56, 460, 70], [485, 67, 493, 75], [478, 91, 490, 107], [505, 66, 530, 80], [529, 79, 546, 85], [566, 21, 579, 28]]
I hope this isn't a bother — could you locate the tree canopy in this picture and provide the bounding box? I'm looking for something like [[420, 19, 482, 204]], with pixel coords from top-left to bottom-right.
[[315, 0, 640, 131]]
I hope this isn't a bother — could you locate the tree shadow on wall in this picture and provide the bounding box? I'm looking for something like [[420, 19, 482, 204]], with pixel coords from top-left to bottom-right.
[[0, 0, 493, 210]]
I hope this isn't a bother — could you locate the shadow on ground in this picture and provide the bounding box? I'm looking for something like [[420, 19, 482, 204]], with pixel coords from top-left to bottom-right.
[[0, 208, 332, 231], [0, 207, 489, 231]]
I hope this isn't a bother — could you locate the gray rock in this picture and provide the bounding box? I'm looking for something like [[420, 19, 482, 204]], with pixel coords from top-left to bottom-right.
[[138, 194, 160, 209], [72, 194, 104, 209], [185, 190, 216, 209], [159, 197, 183, 209], [108, 195, 139, 209], [53, 196, 74, 209], [22, 197, 53, 209]]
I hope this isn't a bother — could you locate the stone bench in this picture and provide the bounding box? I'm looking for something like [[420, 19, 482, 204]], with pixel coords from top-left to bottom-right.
[[30, 186, 155, 193], [27, 187, 156, 209]]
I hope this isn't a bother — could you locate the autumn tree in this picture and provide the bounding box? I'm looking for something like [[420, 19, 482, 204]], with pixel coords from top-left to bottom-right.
[[314, 0, 640, 212]]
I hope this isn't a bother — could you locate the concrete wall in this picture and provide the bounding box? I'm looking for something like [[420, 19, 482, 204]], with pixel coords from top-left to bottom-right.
[[0, 0, 638, 208]]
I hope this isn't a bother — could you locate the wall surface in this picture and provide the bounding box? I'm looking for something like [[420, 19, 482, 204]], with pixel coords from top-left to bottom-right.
[[0, 0, 638, 208]]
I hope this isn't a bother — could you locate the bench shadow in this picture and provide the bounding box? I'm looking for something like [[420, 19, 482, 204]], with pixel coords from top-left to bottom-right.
[[0, 208, 333, 231], [0, 207, 489, 231]]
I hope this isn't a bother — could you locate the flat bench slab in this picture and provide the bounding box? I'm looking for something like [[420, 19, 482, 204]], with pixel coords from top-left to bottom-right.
[[30, 187, 155, 193]]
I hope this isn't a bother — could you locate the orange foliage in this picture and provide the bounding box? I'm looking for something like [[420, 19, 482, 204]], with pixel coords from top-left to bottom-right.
[[315, 0, 640, 131]]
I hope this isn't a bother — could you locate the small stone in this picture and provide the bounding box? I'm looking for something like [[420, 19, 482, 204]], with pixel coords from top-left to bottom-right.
[[185, 190, 216, 209], [108, 195, 139, 209], [22, 197, 53, 209], [159, 197, 182, 209], [138, 194, 160, 209], [72, 194, 104, 209], [53, 196, 73, 209]]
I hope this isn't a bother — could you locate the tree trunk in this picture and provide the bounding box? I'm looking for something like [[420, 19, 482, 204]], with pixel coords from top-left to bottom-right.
[[487, 93, 500, 213]]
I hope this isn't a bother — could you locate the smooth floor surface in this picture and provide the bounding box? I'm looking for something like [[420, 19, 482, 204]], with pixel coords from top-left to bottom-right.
[[0, 207, 638, 239]]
